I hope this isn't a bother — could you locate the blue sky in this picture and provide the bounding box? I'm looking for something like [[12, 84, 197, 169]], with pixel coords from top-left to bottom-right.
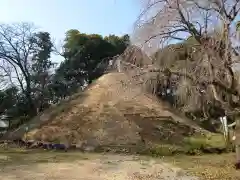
[[0, 0, 141, 40], [0, 0, 141, 63]]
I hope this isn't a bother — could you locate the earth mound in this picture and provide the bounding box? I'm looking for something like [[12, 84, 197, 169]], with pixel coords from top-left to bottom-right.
[[4, 72, 210, 151]]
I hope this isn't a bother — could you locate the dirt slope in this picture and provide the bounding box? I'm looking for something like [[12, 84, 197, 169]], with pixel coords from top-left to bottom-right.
[[4, 72, 207, 149]]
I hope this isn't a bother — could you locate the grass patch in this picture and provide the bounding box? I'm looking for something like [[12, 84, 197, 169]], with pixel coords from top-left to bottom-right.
[[140, 133, 228, 156], [183, 133, 228, 154], [184, 133, 226, 149], [141, 144, 185, 156]]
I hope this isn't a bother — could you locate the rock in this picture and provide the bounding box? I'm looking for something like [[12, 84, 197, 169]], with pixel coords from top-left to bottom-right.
[[69, 144, 76, 150], [13, 139, 26, 146], [83, 145, 95, 152], [26, 140, 34, 148], [75, 142, 83, 149], [29, 141, 40, 149], [37, 142, 44, 148]]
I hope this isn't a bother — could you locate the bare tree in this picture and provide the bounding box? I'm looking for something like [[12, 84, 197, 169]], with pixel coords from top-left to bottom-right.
[[128, 0, 240, 166], [131, 0, 240, 118], [0, 23, 38, 115]]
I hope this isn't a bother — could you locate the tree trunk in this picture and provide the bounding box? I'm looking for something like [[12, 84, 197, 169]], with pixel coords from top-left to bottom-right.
[[235, 116, 240, 169], [25, 80, 37, 117], [19, 65, 37, 117]]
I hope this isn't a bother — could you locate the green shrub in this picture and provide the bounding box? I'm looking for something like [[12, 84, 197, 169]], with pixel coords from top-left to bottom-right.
[[141, 144, 185, 156], [141, 133, 227, 157]]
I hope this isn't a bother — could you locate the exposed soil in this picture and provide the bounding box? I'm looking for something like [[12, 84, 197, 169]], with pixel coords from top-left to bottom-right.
[[0, 152, 198, 180], [4, 73, 206, 150]]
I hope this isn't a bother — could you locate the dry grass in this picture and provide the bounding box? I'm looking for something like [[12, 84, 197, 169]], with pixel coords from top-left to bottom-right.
[[163, 154, 240, 180], [4, 73, 218, 153]]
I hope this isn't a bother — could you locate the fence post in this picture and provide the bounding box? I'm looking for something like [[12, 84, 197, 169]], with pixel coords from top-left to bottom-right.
[[117, 58, 121, 72], [220, 116, 228, 143]]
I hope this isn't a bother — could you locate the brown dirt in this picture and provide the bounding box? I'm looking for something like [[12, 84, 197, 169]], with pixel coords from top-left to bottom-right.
[[164, 153, 240, 180], [1, 149, 240, 180], [0, 152, 198, 180], [4, 72, 207, 148]]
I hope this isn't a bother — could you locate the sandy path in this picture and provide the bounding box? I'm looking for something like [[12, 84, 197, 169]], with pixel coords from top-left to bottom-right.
[[0, 154, 198, 180]]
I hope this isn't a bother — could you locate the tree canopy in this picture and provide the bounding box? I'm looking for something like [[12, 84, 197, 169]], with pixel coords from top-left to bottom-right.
[[0, 23, 130, 128]]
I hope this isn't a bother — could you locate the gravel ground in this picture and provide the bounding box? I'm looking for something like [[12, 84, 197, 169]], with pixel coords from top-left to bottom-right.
[[0, 154, 198, 180]]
